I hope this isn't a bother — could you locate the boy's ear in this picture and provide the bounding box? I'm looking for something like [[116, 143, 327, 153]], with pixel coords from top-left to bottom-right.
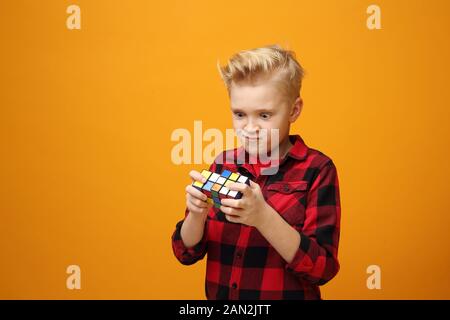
[[289, 96, 303, 123]]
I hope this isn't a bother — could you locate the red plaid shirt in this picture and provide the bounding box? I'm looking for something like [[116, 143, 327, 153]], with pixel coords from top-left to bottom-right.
[[171, 134, 341, 300]]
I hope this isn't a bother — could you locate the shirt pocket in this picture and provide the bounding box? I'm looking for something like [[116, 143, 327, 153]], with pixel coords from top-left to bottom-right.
[[265, 181, 308, 226]]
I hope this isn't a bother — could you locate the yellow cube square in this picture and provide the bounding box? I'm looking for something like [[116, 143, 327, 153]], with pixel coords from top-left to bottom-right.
[[201, 170, 212, 179], [193, 181, 203, 188]]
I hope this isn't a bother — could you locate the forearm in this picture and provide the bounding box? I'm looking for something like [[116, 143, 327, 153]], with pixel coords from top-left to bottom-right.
[[180, 211, 208, 248], [256, 205, 301, 264]]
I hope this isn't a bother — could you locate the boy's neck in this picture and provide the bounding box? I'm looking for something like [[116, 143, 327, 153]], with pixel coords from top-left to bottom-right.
[[278, 135, 293, 160]]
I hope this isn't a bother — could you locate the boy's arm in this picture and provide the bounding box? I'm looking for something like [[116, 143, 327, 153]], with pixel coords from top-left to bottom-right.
[[171, 156, 223, 265], [171, 208, 209, 265], [283, 160, 341, 285]]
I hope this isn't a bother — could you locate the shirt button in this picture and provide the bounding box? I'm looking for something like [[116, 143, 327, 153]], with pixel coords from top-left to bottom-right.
[[231, 282, 237, 289], [236, 252, 242, 259], [283, 184, 290, 192]]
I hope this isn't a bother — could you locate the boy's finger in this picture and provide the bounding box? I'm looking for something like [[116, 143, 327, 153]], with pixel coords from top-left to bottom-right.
[[189, 170, 207, 183], [186, 185, 207, 201], [220, 205, 242, 216], [187, 200, 207, 213], [220, 198, 242, 208], [227, 182, 251, 196], [248, 180, 259, 190], [224, 214, 241, 224], [189, 197, 209, 208]]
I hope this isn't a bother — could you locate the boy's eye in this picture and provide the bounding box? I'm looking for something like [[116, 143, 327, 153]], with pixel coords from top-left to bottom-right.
[[234, 112, 244, 118], [260, 113, 271, 119]]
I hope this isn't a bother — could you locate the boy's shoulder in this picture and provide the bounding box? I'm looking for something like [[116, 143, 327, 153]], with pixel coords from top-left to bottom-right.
[[305, 146, 336, 169]]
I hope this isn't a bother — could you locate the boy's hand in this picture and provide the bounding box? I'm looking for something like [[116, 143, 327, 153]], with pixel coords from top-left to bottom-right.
[[220, 180, 272, 229], [185, 170, 212, 216]]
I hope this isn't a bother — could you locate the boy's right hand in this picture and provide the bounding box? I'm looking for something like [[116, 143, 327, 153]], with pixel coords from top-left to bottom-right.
[[185, 170, 212, 216]]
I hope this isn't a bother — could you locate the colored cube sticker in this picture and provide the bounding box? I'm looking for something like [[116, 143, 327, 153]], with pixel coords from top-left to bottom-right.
[[229, 173, 239, 181]]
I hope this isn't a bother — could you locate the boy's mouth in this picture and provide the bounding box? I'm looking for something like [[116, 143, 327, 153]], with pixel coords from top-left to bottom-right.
[[236, 129, 263, 141]]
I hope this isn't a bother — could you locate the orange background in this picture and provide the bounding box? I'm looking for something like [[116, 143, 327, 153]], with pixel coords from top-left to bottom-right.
[[1, 0, 449, 299]]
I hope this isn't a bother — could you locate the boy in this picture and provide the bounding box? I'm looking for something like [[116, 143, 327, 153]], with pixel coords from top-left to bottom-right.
[[171, 45, 341, 300]]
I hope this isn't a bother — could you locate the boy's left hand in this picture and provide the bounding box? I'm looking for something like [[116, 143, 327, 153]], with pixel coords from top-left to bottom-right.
[[220, 180, 271, 229]]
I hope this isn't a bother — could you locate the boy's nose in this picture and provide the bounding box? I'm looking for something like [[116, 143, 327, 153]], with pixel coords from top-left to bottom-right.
[[244, 120, 260, 134]]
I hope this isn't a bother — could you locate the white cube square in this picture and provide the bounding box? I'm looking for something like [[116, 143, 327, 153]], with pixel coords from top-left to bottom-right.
[[228, 190, 238, 198], [209, 173, 220, 182], [238, 176, 248, 184], [219, 186, 229, 195], [217, 177, 226, 185]]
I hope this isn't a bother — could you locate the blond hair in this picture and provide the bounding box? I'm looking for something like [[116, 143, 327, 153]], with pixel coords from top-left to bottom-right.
[[217, 44, 305, 105]]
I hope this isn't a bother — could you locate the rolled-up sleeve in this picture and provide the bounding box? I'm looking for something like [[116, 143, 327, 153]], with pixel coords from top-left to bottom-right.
[[285, 160, 341, 285]]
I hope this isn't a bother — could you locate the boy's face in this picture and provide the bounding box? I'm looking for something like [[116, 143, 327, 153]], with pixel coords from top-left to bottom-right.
[[229, 78, 302, 158]]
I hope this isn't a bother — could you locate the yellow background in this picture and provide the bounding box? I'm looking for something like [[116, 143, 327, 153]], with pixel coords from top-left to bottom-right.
[[1, 0, 449, 299]]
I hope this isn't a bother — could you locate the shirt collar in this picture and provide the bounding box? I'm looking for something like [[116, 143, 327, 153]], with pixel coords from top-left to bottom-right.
[[286, 134, 308, 161]]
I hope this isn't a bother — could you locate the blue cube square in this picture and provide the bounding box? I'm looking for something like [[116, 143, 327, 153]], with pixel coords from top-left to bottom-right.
[[221, 170, 232, 178]]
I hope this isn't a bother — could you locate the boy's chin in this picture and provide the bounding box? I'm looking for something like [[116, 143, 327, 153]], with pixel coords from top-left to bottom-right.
[[243, 146, 259, 156]]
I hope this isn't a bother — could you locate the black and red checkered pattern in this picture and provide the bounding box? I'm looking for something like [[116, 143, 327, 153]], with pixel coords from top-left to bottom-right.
[[172, 134, 341, 300]]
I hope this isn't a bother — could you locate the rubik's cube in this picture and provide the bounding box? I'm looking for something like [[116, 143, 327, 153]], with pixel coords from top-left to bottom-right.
[[192, 169, 251, 208]]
